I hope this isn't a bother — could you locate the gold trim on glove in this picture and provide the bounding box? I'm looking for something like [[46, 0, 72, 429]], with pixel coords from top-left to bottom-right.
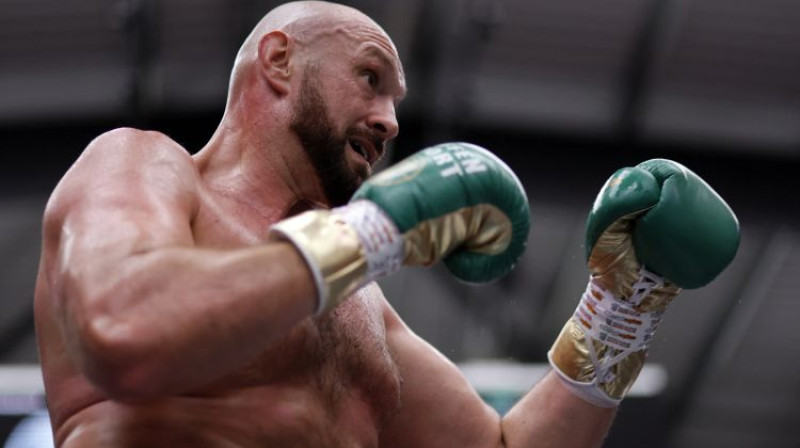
[[403, 204, 512, 266], [549, 211, 681, 405], [269, 210, 367, 313]]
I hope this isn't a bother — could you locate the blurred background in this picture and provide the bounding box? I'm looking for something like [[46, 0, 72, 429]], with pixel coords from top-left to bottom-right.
[[1, 0, 799, 446]]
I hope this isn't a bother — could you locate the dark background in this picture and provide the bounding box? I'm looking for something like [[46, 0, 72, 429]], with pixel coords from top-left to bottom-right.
[[0, 0, 798, 446]]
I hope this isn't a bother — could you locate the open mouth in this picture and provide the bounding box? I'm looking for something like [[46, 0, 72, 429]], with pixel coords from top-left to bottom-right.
[[349, 139, 371, 163]]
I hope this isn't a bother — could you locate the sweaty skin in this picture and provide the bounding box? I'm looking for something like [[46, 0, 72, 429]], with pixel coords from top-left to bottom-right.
[[34, 2, 615, 447]]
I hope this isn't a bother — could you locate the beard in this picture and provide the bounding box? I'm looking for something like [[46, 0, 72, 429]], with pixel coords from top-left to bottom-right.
[[289, 67, 369, 207]]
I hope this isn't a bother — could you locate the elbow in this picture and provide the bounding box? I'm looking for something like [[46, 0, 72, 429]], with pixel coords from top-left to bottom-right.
[[60, 269, 163, 401], [75, 309, 162, 402]]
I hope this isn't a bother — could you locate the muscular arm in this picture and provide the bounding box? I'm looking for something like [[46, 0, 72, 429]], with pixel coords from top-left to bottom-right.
[[379, 297, 615, 448], [42, 128, 316, 401]]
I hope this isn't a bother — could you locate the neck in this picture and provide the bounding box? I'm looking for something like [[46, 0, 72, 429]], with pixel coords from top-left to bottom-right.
[[193, 111, 329, 220]]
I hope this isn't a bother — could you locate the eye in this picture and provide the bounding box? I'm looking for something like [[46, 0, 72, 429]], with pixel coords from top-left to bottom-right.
[[362, 69, 379, 88]]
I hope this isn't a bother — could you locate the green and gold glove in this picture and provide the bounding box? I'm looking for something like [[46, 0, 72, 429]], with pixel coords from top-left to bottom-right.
[[549, 159, 740, 407], [270, 143, 531, 314]]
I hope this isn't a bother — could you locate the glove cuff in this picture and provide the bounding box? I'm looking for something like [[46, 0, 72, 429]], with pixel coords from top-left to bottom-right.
[[269, 201, 402, 315], [333, 200, 404, 281], [547, 350, 621, 408], [548, 271, 674, 405]]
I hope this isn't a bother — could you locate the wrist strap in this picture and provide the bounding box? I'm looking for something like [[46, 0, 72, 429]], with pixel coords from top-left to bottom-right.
[[577, 272, 665, 354], [270, 201, 402, 316], [577, 269, 665, 383], [332, 200, 403, 282], [547, 353, 622, 408], [549, 267, 668, 407]]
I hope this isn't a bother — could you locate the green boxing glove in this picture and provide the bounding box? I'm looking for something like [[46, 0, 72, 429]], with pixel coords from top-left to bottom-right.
[[270, 142, 530, 314], [549, 159, 740, 407]]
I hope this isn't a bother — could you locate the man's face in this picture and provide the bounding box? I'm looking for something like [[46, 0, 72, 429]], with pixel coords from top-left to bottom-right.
[[289, 25, 406, 207], [290, 66, 365, 207]]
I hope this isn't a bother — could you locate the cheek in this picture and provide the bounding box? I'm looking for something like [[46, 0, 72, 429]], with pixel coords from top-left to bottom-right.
[[318, 73, 368, 127], [337, 94, 368, 124]]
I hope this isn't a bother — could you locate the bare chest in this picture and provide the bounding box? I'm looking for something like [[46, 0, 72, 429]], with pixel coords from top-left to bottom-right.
[[54, 198, 403, 448], [208, 286, 402, 424], [190, 195, 402, 426]]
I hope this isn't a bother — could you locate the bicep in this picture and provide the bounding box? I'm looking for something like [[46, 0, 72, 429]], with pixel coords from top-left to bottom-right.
[[44, 129, 196, 302], [380, 299, 502, 448]]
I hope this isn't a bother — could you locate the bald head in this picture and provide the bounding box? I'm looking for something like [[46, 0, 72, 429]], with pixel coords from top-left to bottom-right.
[[213, 1, 406, 207], [232, 1, 400, 82], [252, 1, 382, 44]]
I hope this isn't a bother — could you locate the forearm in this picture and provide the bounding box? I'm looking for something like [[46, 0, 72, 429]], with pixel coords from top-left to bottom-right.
[[500, 159, 738, 446], [61, 242, 316, 400], [500, 371, 616, 448]]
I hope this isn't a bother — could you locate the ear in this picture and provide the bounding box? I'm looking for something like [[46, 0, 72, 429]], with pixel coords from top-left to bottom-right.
[[258, 30, 293, 95]]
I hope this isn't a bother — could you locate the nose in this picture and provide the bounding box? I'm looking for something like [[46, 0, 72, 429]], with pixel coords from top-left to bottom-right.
[[367, 99, 399, 141]]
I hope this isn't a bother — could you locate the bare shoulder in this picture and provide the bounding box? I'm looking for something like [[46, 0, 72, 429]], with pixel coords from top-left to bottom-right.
[[379, 296, 502, 448], [75, 127, 195, 184], [46, 128, 198, 217], [89, 127, 189, 155], [42, 127, 200, 253]]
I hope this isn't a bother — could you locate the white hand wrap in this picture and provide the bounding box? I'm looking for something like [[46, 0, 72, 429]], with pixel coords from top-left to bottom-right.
[[270, 200, 403, 315], [550, 267, 667, 408], [577, 274, 665, 354], [332, 200, 404, 284]]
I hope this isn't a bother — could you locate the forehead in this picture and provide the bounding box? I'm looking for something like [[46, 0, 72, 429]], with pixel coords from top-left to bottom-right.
[[320, 19, 405, 79]]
